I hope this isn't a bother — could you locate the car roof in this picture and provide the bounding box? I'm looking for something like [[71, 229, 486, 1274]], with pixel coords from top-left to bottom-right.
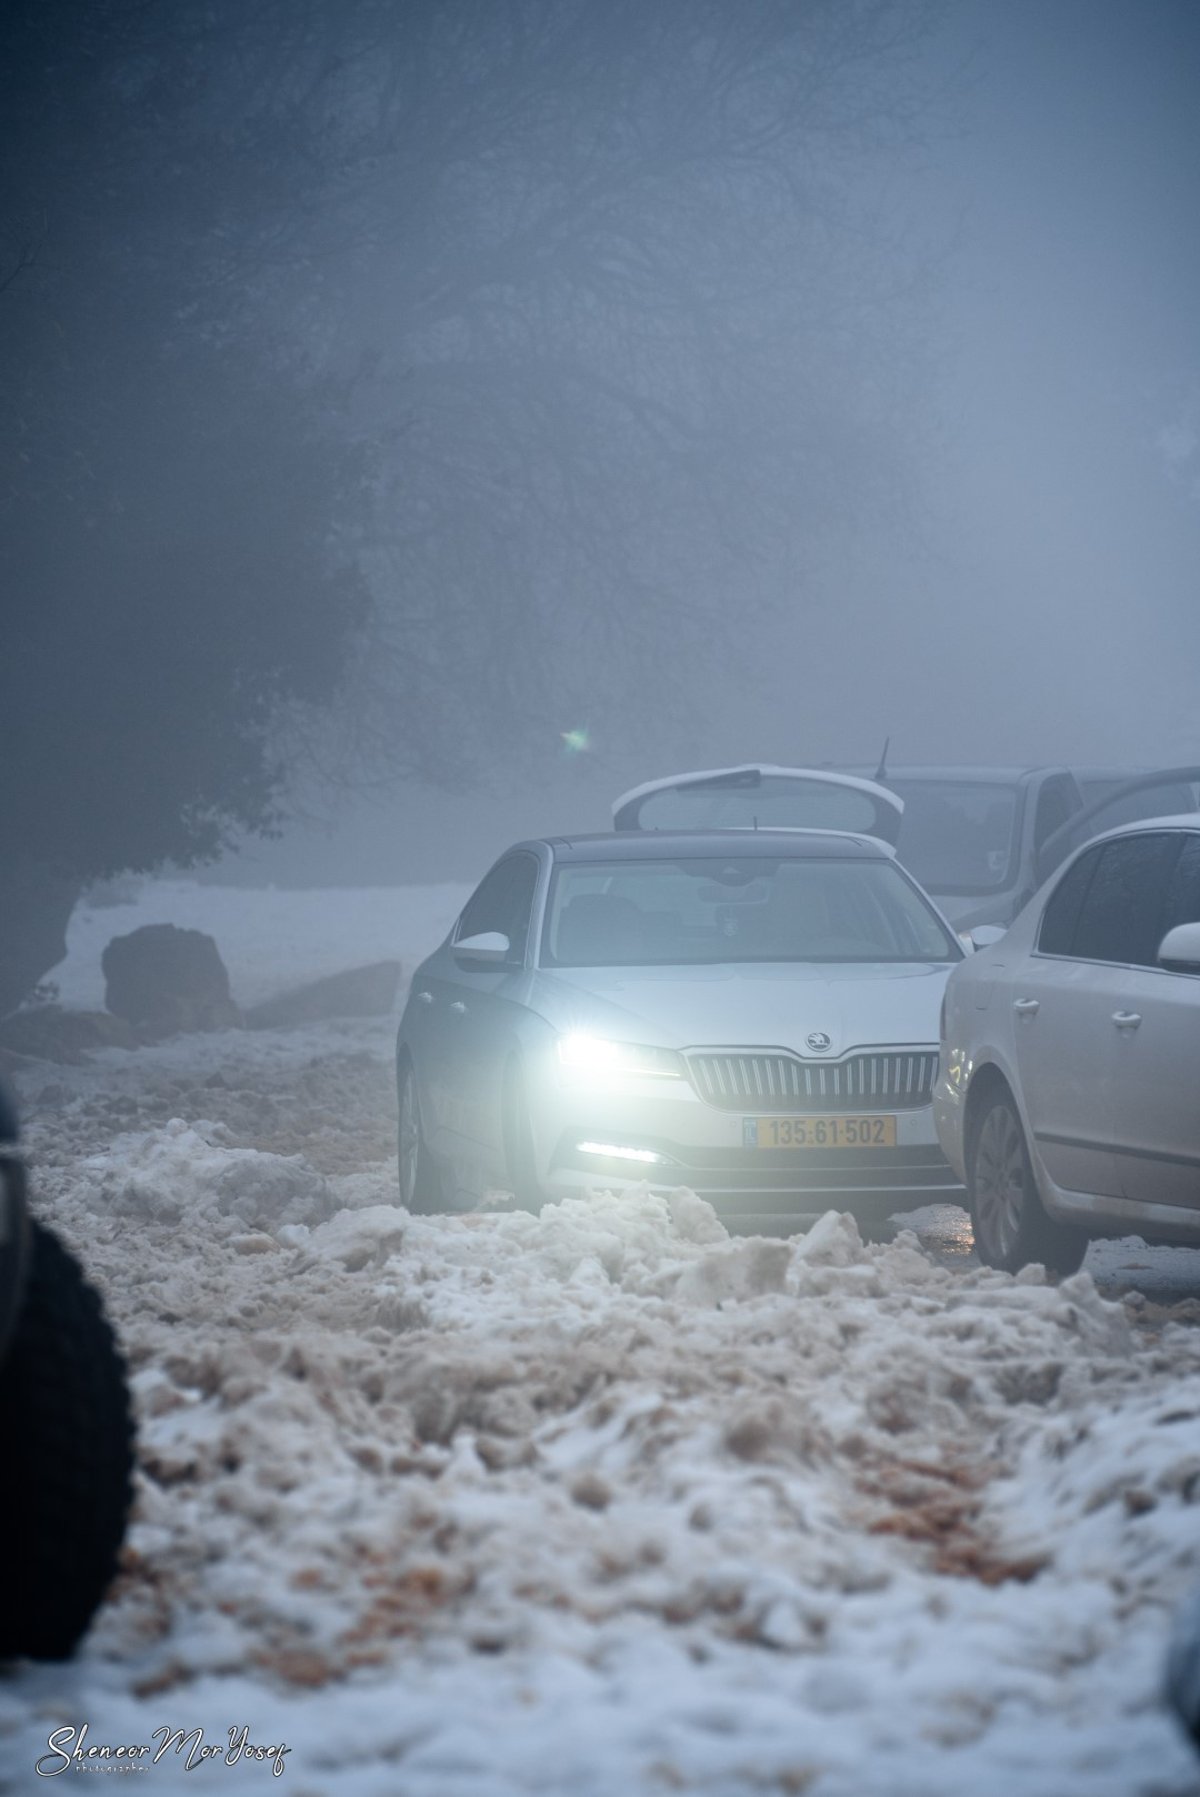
[[1071, 765, 1156, 779], [839, 763, 1052, 784], [527, 829, 895, 863]]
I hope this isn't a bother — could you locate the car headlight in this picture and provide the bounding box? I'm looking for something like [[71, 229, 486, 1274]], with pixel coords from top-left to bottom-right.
[[556, 1033, 684, 1080]]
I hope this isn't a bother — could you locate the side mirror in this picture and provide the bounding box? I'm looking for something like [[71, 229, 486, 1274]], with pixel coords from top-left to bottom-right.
[[967, 924, 1006, 951], [1157, 922, 1200, 972], [453, 931, 511, 966]]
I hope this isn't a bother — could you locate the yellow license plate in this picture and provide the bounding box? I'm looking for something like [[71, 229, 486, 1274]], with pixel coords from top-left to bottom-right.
[[744, 1114, 897, 1149]]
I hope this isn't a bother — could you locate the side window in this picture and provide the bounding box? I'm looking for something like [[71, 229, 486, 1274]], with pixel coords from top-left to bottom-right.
[[456, 855, 539, 961], [1160, 833, 1200, 939], [1038, 845, 1100, 956], [1071, 833, 1181, 967], [1034, 775, 1079, 851]]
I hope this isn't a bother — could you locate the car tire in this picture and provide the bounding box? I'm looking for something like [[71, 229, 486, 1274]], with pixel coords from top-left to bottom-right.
[[397, 1060, 448, 1213], [503, 1063, 544, 1213], [968, 1091, 1088, 1275], [0, 1220, 136, 1660]]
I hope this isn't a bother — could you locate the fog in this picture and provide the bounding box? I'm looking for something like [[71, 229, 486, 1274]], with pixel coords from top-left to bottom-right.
[[6, 0, 1200, 895], [219, 0, 1200, 884]]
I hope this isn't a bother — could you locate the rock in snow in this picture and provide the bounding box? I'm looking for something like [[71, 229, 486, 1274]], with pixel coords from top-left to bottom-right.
[[103, 922, 240, 1036]]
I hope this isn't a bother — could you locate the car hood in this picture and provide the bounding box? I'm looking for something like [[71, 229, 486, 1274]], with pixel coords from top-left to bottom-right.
[[528, 961, 950, 1057]]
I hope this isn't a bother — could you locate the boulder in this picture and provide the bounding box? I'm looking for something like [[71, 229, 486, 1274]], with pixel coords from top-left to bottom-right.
[[102, 924, 240, 1036], [243, 960, 403, 1029]]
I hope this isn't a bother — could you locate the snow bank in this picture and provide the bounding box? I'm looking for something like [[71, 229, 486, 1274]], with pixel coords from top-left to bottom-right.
[[83, 1118, 336, 1230], [2, 880, 1199, 1796]]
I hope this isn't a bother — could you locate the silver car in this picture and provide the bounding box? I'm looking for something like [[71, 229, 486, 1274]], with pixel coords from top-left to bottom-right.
[[935, 815, 1200, 1272], [396, 829, 965, 1233]]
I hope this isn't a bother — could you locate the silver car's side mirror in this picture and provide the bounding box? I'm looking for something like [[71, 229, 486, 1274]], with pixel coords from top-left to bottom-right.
[[968, 924, 1006, 950], [1157, 922, 1200, 971], [453, 931, 511, 966]]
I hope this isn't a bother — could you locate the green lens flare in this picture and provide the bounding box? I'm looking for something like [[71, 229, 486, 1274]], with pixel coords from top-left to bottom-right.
[[561, 727, 590, 754]]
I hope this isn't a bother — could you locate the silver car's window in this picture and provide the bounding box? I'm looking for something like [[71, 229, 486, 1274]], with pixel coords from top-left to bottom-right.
[[1038, 845, 1101, 957], [886, 780, 1019, 896], [541, 857, 958, 968], [1052, 832, 1181, 967], [1161, 834, 1200, 947], [456, 853, 539, 960]]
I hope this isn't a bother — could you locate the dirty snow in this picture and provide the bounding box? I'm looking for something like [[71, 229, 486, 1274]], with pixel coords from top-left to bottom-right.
[[2, 882, 1200, 1795]]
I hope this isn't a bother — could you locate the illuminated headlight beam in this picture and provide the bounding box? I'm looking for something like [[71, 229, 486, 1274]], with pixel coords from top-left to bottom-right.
[[557, 1033, 684, 1080]]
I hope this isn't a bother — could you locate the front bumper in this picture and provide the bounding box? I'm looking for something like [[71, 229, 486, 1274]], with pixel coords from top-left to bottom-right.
[[536, 1061, 964, 1230]]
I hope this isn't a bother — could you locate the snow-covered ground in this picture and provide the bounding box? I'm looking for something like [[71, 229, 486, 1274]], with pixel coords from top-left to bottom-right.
[[3, 881, 1200, 1795]]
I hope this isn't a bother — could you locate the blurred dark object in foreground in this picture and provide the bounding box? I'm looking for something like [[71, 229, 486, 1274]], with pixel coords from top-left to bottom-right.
[[1167, 1588, 1200, 1752]]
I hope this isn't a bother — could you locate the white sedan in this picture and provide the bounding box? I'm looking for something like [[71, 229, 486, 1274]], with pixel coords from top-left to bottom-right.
[[936, 815, 1200, 1272], [396, 828, 965, 1233]]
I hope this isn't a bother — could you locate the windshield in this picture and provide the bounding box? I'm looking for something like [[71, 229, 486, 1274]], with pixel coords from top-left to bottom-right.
[[886, 779, 1019, 896], [541, 857, 959, 968]]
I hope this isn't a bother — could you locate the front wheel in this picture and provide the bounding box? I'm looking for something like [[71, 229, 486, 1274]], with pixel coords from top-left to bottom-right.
[[502, 1064, 544, 1212], [0, 1220, 136, 1660], [397, 1061, 448, 1213], [968, 1093, 1087, 1275]]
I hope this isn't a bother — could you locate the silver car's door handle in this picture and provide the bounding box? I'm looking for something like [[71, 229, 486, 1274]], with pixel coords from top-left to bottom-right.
[[1112, 1011, 1142, 1030], [415, 990, 434, 1005], [449, 1000, 468, 1015], [1013, 998, 1040, 1016]]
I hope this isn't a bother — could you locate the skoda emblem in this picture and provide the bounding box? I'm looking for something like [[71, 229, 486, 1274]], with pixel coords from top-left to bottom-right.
[[806, 1031, 832, 1053]]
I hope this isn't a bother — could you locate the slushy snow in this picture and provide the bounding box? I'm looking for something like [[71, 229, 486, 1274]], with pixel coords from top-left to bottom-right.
[[2, 881, 1199, 1796]]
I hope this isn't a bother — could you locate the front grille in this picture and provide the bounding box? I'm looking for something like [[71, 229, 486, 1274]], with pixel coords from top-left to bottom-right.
[[686, 1050, 937, 1112]]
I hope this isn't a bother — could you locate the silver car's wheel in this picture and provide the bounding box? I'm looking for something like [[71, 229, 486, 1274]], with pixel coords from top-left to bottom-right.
[[973, 1101, 1026, 1263], [502, 1062, 544, 1212], [968, 1092, 1086, 1275], [397, 1062, 446, 1213]]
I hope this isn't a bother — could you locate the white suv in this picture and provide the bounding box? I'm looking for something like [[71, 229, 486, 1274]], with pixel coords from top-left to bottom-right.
[[936, 817, 1200, 1272]]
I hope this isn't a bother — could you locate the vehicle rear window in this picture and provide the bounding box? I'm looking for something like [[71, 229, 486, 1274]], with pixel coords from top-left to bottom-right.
[[541, 856, 959, 968], [886, 779, 1019, 896]]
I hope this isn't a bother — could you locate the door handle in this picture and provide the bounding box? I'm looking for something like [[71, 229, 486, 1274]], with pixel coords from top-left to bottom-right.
[[449, 1000, 468, 1015], [415, 990, 434, 1005], [1112, 1011, 1142, 1030], [1013, 998, 1040, 1016]]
